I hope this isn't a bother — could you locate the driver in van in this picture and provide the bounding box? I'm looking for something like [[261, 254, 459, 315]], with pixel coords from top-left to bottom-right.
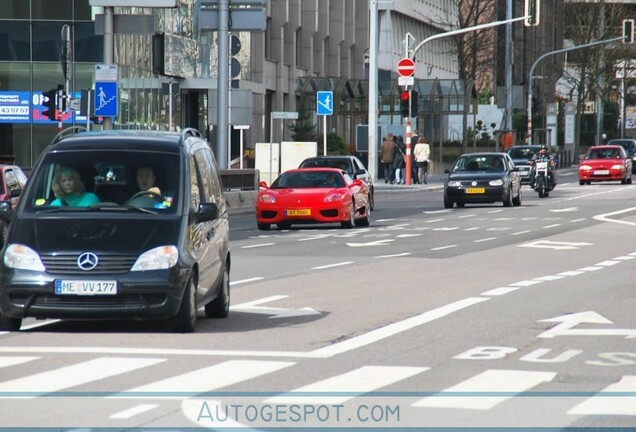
[[135, 166, 162, 196]]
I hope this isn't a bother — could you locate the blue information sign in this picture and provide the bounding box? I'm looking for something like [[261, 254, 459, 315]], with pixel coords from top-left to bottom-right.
[[316, 91, 333, 116], [94, 81, 118, 117]]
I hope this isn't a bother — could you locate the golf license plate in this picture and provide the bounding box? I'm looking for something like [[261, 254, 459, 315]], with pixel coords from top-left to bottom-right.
[[286, 209, 311, 216], [55, 280, 117, 295], [466, 187, 485, 194]]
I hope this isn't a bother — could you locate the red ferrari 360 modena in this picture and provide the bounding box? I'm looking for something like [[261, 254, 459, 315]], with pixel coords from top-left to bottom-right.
[[256, 168, 371, 230]]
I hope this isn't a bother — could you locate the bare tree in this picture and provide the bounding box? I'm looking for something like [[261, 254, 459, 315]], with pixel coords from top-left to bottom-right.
[[562, 0, 632, 151], [435, 0, 498, 152]]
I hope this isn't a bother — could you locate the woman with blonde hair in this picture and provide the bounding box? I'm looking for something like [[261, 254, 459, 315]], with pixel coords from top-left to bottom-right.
[[51, 167, 100, 207]]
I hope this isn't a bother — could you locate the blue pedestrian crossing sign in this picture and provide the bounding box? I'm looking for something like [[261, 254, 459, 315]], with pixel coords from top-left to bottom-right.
[[94, 81, 118, 117], [316, 91, 333, 116]]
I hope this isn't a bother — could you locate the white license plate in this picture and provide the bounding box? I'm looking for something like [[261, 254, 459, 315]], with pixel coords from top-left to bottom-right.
[[594, 170, 609, 175], [55, 280, 117, 295]]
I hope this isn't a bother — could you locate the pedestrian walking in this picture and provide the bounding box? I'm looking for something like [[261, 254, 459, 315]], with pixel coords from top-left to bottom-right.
[[380, 133, 396, 183], [393, 136, 406, 184], [413, 137, 431, 184]]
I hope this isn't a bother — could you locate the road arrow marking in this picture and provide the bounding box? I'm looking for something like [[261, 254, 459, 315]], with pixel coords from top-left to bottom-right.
[[231, 295, 321, 319], [519, 240, 592, 250], [538, 311, 636, 339]]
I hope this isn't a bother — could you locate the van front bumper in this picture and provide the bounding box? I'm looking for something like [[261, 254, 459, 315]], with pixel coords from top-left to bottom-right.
[[0, 267, 190, 320]]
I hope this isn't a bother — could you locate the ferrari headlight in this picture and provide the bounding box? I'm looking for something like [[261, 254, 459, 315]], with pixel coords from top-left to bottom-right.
[[131, 246, 178, 271], [489, 179, 504, 186], [258, 194, 276, 204], [446, 181, 461, 188], [3, 244, 45, 272], [324, 193, 346, 202]]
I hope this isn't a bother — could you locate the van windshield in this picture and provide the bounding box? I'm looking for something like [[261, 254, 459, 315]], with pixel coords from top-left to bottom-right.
[[24, 150, 180, 213]]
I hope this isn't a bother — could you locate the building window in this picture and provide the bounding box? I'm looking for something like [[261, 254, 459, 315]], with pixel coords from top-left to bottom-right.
[[32, 0, 72, 21], [0, 22, 30, 61], [0, 1, 29, 20]]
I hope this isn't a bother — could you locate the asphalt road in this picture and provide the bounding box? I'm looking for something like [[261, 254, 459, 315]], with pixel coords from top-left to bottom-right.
[[2, 168, 636, 429]]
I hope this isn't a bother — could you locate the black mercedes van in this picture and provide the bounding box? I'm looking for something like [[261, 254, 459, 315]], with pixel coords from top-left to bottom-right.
[[0, 127, 230, 333]]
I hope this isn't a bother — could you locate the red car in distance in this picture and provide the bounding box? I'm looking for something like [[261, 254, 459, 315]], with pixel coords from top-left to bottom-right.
[[256, 168, 370, 230], [578, 145, 633, 185]]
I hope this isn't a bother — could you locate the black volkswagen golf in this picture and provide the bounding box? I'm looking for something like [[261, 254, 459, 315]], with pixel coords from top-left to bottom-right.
[[0, 128, 230, 332]]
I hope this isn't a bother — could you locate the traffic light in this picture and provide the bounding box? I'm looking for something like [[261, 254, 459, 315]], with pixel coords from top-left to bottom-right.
[[524, 0, 540, 27], [41, 88, 58, 121], [410, 90, 419, 116], [400, 91, 410, 117], [623, 19, 634, 44]]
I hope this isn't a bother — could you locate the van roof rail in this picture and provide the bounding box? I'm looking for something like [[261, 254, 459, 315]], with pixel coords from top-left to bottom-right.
[[50, 126, 87, 146], [180, 128, 202, 144]]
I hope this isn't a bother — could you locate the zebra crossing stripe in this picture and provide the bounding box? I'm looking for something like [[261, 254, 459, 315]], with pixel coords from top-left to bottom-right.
[[266, 366, 429, 404], [0, 357, 39, 368], [412, 369, 556, 410], [114, 360, 295, 399], [0, 357, 165, 397], [568, 375, 636, 416]]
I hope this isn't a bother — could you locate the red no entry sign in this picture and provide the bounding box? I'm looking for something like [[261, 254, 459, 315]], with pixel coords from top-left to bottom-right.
[[397, 58, 415, 77]]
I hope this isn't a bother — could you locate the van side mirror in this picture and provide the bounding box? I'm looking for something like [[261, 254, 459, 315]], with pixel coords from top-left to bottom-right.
[[0, 200, 12, 222], [193, 202, 219, 223]]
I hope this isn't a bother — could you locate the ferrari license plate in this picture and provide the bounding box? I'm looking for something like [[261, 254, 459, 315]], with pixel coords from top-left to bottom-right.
[[55, 280, 117, 295], [594, 170, 609, 175], [286, 209, 311, 216], [466, 187, 485, 194]]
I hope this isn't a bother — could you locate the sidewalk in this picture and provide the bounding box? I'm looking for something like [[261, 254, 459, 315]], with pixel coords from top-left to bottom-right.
[[374, 174, 446, 192]]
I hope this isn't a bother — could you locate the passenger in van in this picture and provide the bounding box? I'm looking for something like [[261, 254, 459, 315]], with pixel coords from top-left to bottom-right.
[[135, 166, 162, 196], [50, 167, 100, 207]]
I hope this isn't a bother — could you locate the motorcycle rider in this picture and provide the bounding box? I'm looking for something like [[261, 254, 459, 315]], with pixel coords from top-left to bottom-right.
[[529, 145, 557, 189]]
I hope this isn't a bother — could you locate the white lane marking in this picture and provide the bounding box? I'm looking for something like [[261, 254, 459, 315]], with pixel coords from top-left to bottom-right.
[[346, 239, 394, 247], [241, 243, 275, 249], [433, 227, 459, 231], [20, 320, 61, 330], [0, 357, 39, 368], [571, 218, 586, 223], [110, 404, 159, 419], [425, 219, 446, 223], [464, 227, 480, 231], [311, 297, 489, 358], [431, 245, 457, 251], [114, 360, 295, 399], [615, 255, 636, 261], [397, 233, 423, 238], [534, 275, 564, 281], [412, 369, 556, 410], [231, 296, 320, 319], [0, 357, 165, 397], [474, 237, 496, 243], [551, 207, 579, 213], [594, 207, 636, 227], [596, 260, 620, 266], [374, 253, 412, 258], [312, 261, 354, 270], [487, 210, 503, 214], [568, 376, 636, 416], [230, 277, 264, 286], [297, 234, 333, 242], [481, 287, 519, 296], [510, 280, 543, 287], [542, 224, 561, 229], [520, 240, 592, 250], [578, 266, 602, 272], [558, 271, 584, 276], [458, 214, 477, 219], [266, 366, 429, 405], [511, 230, 531, 236]]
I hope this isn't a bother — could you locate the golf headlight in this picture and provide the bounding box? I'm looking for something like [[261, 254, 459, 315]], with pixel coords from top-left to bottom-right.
[[489, 179, 504, 186], [447, 181, 461, 187]]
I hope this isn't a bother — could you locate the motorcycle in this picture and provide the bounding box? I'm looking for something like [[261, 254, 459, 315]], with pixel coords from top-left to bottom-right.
[[531, 156, 555, 198]]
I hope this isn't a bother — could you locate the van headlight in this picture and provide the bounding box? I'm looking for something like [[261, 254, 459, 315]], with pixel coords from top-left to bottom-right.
[[131, 246, 178, 271], [4, 244, 46, 272]]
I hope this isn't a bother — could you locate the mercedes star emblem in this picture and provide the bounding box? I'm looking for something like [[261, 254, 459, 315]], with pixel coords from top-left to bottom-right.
[[77, 252, 99, 271]]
